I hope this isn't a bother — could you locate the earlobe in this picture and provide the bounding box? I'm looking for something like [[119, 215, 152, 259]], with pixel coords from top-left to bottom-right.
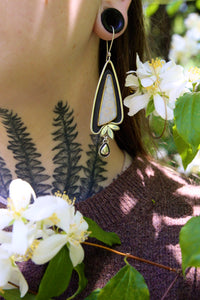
[[93, 0, 131, 40]]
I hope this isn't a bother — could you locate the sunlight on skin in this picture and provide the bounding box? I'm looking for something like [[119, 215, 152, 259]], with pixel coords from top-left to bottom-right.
[[0, 0, 100, 103], [0, 0, 99, 67], [31, 0, 85, 44], [31, 0, 49, 38], [68, 0, 86, 40]]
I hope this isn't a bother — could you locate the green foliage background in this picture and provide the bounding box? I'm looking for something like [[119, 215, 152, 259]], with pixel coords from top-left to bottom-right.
[[143, 0, 200, 179]]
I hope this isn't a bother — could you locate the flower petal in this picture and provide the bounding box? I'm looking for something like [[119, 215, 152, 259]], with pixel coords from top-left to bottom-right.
[[23, 196, 70, 222], [3, 266, 28, 298], [12, 220, 29, 255], [55, 210, 72, 233], [136, 54, 152, 77], [0, 230, 12, 244], [0, 257, 11, 286], [9, 179, 36, 210], [69, 243, 84, 267], [124, 93, 150, 116], [0, 210, 12, 229], [32, 234, 66, 265], [141, 76, 156, 87], [153, 94, 174, 120], [74, 211, 88, 232], [125, 74, 139, 89]]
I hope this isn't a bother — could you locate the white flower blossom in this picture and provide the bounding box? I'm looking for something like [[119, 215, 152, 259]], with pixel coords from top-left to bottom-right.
[[169, 34, 200, 65], [186, 67, 200, 90], [0, 245, 28, 297], [30, 199, 89, 267], [174, 150, 200, 176], [169, 13, 200, 66], [0, 179, 36, 255], [185, 13, 200, 41], [185, 13, 200, 30], [124, 54, 187, 120], [0, 179, 90, 296]]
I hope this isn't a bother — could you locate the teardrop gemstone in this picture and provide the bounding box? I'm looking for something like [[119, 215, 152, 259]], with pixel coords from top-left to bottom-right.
[[99, 143, 110, 158]]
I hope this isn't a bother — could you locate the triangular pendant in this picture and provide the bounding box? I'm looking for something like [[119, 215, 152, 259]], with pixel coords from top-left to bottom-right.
[[91, 60, 123, 135]]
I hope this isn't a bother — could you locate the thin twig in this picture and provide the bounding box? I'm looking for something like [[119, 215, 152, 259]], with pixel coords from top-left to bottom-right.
[[8, 281, 37, 295], [161, 274, 180, 300], [83, 241, 179, 273], [148, 115, 167, 140]]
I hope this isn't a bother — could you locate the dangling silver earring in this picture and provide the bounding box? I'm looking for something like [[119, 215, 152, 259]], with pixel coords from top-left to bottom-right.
[[90, 9, 124, 158]]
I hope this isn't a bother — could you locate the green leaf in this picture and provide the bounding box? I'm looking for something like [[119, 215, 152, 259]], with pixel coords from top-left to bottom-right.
[[180, 216, 200, 275], [36, 246, 73, 300], [146, 99, 155, 117], [109, 124, 120, 131], [107, 127, 114, 139], [84, 217, 121, 246], [150, 115, 167, 137], [174, 93, 200, 148], [100, 126, 108, 137], [196, 0, 200, 9], [173, 126, 198, 169], [1, 289, 36, 300], [84, 289, 101, 300], [87, 260, 149, 300], [67, 263, 88, 300], [145, 3, 159, 17], [143, 0, 186, 4], [166, 0, 182, 15]]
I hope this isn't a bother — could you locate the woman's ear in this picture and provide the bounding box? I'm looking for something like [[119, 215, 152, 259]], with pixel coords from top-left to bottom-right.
[[93, 0, 132, 40]]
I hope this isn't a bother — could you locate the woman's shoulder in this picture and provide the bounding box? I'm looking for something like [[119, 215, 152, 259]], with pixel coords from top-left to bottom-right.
[[81, 154, 200, 202], [77, 155, 200, 228], [119, 155, 200, 199], [74, 156, 200, 299]]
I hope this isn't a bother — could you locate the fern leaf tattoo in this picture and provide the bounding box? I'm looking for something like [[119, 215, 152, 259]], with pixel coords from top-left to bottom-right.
[[0, 108, 51, 196], [78, 134, 107, 202], [0, 155, 12, 199], [52, 101, 82, 198]]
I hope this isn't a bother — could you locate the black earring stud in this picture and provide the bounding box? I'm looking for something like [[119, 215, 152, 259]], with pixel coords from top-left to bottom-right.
[[101, 8, 125, 34]]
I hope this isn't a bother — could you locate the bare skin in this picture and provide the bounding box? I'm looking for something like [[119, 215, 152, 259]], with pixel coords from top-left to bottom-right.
[[0, 0, 124, 200]]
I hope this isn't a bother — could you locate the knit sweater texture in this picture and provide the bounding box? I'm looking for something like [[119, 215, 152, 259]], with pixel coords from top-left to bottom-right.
[[1, 156, 200, 299]]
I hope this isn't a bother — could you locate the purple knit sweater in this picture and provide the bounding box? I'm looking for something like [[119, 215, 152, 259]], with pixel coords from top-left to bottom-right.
[[2, 156, 200, 299]]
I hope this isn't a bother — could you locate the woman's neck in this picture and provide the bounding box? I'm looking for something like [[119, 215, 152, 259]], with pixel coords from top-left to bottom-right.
[[0, 34, 125, 200]]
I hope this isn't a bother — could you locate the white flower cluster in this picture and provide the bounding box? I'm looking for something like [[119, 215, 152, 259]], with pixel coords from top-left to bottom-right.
[[124, 54, 200, 120], [169, 13, 200, 66], [174, 150, 200, 176], [124, 54, 187, 120], [0, 179, 89, 297]]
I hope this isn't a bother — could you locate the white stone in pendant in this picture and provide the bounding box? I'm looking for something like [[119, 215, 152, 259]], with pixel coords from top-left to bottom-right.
[[98, 74, 117, 126]]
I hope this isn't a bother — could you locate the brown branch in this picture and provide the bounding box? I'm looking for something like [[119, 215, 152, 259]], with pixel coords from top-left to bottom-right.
[[83, 241, 179, 273], [7, 241, 180, 297], [161, 274, 180, 300], [148, 115, 167, 140], [8, 281, 37, 295]]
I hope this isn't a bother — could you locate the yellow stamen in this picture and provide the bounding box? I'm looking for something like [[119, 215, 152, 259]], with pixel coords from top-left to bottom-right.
[[145, 80, 160, 95], [54, 191, 76, 205], [0, 288, 4, 295], [7, 197, 25, 220], [149, 57, 164, 70], [12, 240, 40, 262], [188, 66, 200, 82], [68, 222, 91, 244], [145, 58, 164, 95], [23, 240, 40, 261], [49, 213, 60, 224]]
